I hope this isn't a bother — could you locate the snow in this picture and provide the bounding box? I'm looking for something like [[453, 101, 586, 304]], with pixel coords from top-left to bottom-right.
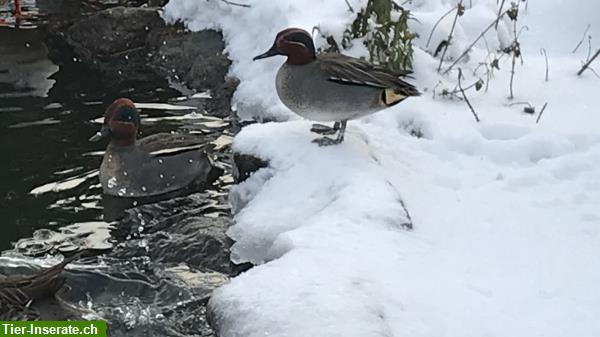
[[163, 1, 600, 336]]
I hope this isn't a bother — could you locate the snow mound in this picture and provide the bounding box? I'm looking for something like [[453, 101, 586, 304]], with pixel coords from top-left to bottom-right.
[[163, 0, 600, 336]]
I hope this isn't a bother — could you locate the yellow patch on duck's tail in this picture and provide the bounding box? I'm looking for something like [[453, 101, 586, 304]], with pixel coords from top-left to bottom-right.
[[382, 88, 407, 106]]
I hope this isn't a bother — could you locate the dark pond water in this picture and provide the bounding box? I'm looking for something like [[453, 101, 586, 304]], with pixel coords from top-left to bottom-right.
[[0, 17, 232, 336], [2, 27, 170, 249]]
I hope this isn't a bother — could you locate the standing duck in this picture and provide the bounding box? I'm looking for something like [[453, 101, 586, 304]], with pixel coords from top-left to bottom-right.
[[254, 28, 420, 146], [89, 98, 215, 197]]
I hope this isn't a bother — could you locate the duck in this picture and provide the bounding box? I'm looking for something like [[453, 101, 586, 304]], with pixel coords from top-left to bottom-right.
[[89, 98, 215, 197], [253, 27, 420, 146]]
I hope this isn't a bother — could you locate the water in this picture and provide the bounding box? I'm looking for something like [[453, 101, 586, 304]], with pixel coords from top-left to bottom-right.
[[0, 26, 193, 251], [0, 14, 232, 336]]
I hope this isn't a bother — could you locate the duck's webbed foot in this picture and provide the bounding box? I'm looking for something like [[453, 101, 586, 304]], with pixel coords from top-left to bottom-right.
[[310, 122, 340, 135], [312, 136, 341, 146], [311, 121, 347, 146]]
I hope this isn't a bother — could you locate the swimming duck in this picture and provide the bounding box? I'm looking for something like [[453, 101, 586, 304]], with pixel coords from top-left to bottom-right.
[[254, 28, 420, 146], [90, 98, 214, 197]]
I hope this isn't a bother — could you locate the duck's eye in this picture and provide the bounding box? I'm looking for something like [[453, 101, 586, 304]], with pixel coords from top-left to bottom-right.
[[116, 106, 140, 127]]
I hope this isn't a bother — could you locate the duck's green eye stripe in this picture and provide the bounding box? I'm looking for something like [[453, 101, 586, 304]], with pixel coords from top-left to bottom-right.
[[117, 105, 141, 127]]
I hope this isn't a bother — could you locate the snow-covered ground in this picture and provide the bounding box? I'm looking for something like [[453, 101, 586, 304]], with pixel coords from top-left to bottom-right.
[[163, 1, 600, 336]]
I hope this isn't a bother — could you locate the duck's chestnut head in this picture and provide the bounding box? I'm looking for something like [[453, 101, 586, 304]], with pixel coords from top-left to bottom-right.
[[89, 98, 140, 146], [253, 28, 316, 65]]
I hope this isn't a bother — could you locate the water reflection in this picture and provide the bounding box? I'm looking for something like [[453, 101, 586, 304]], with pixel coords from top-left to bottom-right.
[[0, 27, 58, 97]]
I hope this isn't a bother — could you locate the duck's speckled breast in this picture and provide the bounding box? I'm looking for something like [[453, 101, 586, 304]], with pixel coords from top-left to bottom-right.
[[276, 61, 384, 122], [99, 141, 212, 197]]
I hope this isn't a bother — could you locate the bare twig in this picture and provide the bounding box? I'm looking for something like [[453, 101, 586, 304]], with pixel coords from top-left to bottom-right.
[[509, 51, 517, 99], [426, 5, 457, 49], [536, 102, 549, 124], [508, 101, 532, 107], [507, 101, 535, 115], [221, 0, 251, 8], [572, 24, 591, 53], [495, 0, 506, 30], [344, 0, 354, 13], [540, 48, 549, 81], [458, 68, 480, 122], [509, 42, 517, 99], [507, 2, 523, 99], [437, 1, 463, 72], [443, 9, 509, 74], [578, 49, 600, 76], [432, 80, 442, 99], [589, 67, 600, 79], [440, 80, 480, 97], [474, 62, 492, 92]]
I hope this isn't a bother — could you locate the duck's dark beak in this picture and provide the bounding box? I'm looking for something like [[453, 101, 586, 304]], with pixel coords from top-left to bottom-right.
[[253, 45, 280, 61], [89, 126, 110, 142]]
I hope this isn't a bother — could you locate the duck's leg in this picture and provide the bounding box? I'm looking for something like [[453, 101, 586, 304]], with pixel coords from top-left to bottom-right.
[[310, 122, 340, 135], [335, 120, 347, 143], [312, 121, 347, 146]]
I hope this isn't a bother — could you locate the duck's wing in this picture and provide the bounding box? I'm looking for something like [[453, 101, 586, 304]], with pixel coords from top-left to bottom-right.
[[318, 53, 420, 105], [138, 133, 211, 157]]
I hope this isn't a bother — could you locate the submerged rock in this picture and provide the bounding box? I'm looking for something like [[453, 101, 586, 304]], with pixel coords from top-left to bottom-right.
[[110, 193, 232, 273]]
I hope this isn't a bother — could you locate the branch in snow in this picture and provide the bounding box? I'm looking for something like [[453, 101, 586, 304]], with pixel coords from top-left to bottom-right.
[[443, 9, 510, 75], [425, 5, 458, 49], [508, 101, 535, 114], [221, 0, 251, 8], [458, 68, 481, 123], [572, 24, 591, 54], [495, 0, 506, 30], [344, 0, 354, 13], [437, 1, 465, 72], [577, 49, 600, 76], [540, 48, 549, 82], [535, 102, 549, 124], [506, 2, 524, 100]]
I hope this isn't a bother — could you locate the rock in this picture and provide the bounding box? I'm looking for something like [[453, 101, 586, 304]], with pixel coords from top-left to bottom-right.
[[68, 7, 163, 59], [148, 28, 229, 92], [233, 153, 268, 183], [229, 152, 270, 215], [46, 6, 236, 116]]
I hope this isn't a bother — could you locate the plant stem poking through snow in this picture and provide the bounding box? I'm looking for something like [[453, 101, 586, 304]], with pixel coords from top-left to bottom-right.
[[540, 48, 549, 82], [458, 68, 480, 122], [344, 0, 355, 13], [495, 0, 506, 30], [437, 1, 465, 72], [536, 102, 549, 124], [426, 5, 458, 49], [578, 49, 600, 76], [443, 9, 509, 75], [221, 0, 251, 8], [572, 24, 591, 54], [505, 2, 526, 99]]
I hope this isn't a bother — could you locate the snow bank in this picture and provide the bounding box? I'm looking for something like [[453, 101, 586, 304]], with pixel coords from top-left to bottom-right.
[[163, 1, 600, 336]]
